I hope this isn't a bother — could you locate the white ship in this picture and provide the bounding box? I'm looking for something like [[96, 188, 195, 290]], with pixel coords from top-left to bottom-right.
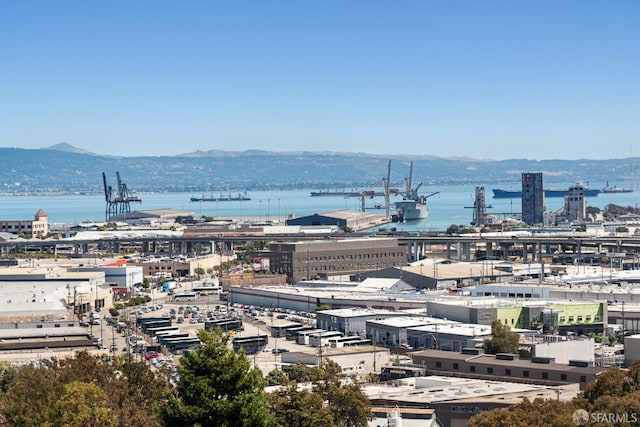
[[395, 198, 428, 221], [394, 162, 437, 222]]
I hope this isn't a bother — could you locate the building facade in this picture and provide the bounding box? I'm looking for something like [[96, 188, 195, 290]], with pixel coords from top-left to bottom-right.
[[269, 237, 406, 282], [564, 184, 587, 222], [521, 172, 544, 225], [0, 209, 49, 238]]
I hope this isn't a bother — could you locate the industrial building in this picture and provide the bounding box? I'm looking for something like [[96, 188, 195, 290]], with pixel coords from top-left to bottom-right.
[[268, 237, 406, 282], [228, 278, 437, 313], [366, 316, 459, 348], [316, 308, 412, 335], [358, 260, 514, 290], [425, 298, 607, 335], [410, 349, 602, 390], [285, 209, 388, 231], [0, 209, 49, 238], [364, 375, 581, 427], [280, 344, 390, 375], [521, 172, 544, 225], [0, 266, 110, 322]]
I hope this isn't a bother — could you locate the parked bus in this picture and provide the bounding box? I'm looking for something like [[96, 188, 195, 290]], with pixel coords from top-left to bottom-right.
[[172, 292, 197, 302], [192, 285, 220, 296]]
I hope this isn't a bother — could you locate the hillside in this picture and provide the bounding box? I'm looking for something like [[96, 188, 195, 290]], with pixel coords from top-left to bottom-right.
[[0, 146, 635, 194]]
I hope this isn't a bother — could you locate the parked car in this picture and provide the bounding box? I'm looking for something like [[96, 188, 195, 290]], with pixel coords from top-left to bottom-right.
[[145, 351, 160, 360]]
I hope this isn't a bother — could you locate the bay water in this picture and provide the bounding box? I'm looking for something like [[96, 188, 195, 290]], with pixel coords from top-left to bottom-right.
[[0, 182, 637, 232]]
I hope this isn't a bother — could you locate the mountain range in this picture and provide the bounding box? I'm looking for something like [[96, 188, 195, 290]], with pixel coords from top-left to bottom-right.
[[0, 145, 636, 194]]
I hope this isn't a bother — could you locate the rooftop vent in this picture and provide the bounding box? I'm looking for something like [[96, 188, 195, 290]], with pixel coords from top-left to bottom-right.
[[495, 353, 516, 361], [531, 357, 554, 364]]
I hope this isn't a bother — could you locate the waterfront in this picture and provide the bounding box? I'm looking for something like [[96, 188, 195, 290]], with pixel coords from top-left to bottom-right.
[[0, 182, 638, 232]]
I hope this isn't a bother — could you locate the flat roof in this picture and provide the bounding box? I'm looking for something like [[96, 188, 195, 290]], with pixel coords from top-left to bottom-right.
[[399, 262, 513, 280], [364, 375, 580, 405], [408, 323, 492, 337], [411, 350, 603, 374], [319, 308, 400, 318], [367, 316, 458, 328]]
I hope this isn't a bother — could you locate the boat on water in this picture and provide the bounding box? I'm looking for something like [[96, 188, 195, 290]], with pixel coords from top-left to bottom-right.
[[310, 190, 370, 197], [190, 192, 251, 202], [393, 162, 439, 222], [492, 188, 600, 199], [601, 182, 633, 194]]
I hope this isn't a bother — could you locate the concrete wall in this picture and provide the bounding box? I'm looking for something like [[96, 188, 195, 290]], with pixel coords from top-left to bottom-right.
[[624, 335, 640, 367], [532, 339, 595, 364]]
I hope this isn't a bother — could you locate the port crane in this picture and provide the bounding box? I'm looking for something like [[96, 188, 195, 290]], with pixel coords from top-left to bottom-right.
[[465, 185, 492, 226], [359, 160, 397, 216], [102, 171, 141, 221]]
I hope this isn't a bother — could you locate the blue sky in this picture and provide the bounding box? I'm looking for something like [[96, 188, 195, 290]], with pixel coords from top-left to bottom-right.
[[1, 1, 638, 160]]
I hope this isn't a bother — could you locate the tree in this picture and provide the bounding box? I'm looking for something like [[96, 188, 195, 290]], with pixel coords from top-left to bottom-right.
[[313, 360, 371, 427], [55, 381, 119, 427], [265, 369, 289, 386], [163, 328, 273, 427], [282, 363, 322, 383], [0, 351, 168, 427], [469, 397, 580, 427], [469, 362, 640, 427], [269, 385, 335, 427], [269, 360, 371, 427], [581, 366, 638, 404], [483, 320, 520, 354]]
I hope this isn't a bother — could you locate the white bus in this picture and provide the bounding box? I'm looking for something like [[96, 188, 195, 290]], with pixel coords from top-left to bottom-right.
[[172, 292, 197, 302]]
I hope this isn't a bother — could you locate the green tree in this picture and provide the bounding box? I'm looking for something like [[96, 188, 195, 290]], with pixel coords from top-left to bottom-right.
[[55, 381, 119, 427], [282, 363, 322, 383], [581, 366, 638, 404], [468, 397, 580, 427], [483, 320, 520, 354], [313, 360, 371, 427], [0, 351, 168, 427], [163, 328, 273, 427], [469, 362, 640, 427], [270, 360, 371, 427], [269, 385, 335, 427], [265, 369, 289, 386], [316, 304, 332, 311]]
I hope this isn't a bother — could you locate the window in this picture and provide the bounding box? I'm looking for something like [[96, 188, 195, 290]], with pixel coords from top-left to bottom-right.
[[542, 372, 548, 379], [435, 361, 442, 368], [470, 366, 476, 373], [505, 369, 511, 376], [595, 315, 601, 321], [568, 316, 574, 322], [487, 367, 493, 374], [580, 376, 587, 382], [586, 315, 592, 321], [523, 370, 529, 378], [577, 315, 583, 322], [453, 363, 459, 370], [559, 316, 566, 322], [561, 374, 567, 381]]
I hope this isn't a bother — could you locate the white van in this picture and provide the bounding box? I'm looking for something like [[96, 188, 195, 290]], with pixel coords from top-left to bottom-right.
[[90, 312, 101, 325]]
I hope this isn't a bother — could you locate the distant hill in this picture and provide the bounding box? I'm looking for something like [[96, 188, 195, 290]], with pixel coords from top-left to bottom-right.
[[44, 143, 96, 156], [0, 147, 636, 194]]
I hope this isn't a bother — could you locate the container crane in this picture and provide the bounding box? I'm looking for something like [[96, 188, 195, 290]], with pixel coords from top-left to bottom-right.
[[102, 172, 141, 221]]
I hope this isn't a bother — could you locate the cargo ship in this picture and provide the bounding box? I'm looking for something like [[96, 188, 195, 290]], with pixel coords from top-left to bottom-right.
[[310, 190, 370, 197], [492, 188, 600, 198], [601, 182, 633, 194], [393, 162, 439, 222], [190, 192, 251, 202]]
